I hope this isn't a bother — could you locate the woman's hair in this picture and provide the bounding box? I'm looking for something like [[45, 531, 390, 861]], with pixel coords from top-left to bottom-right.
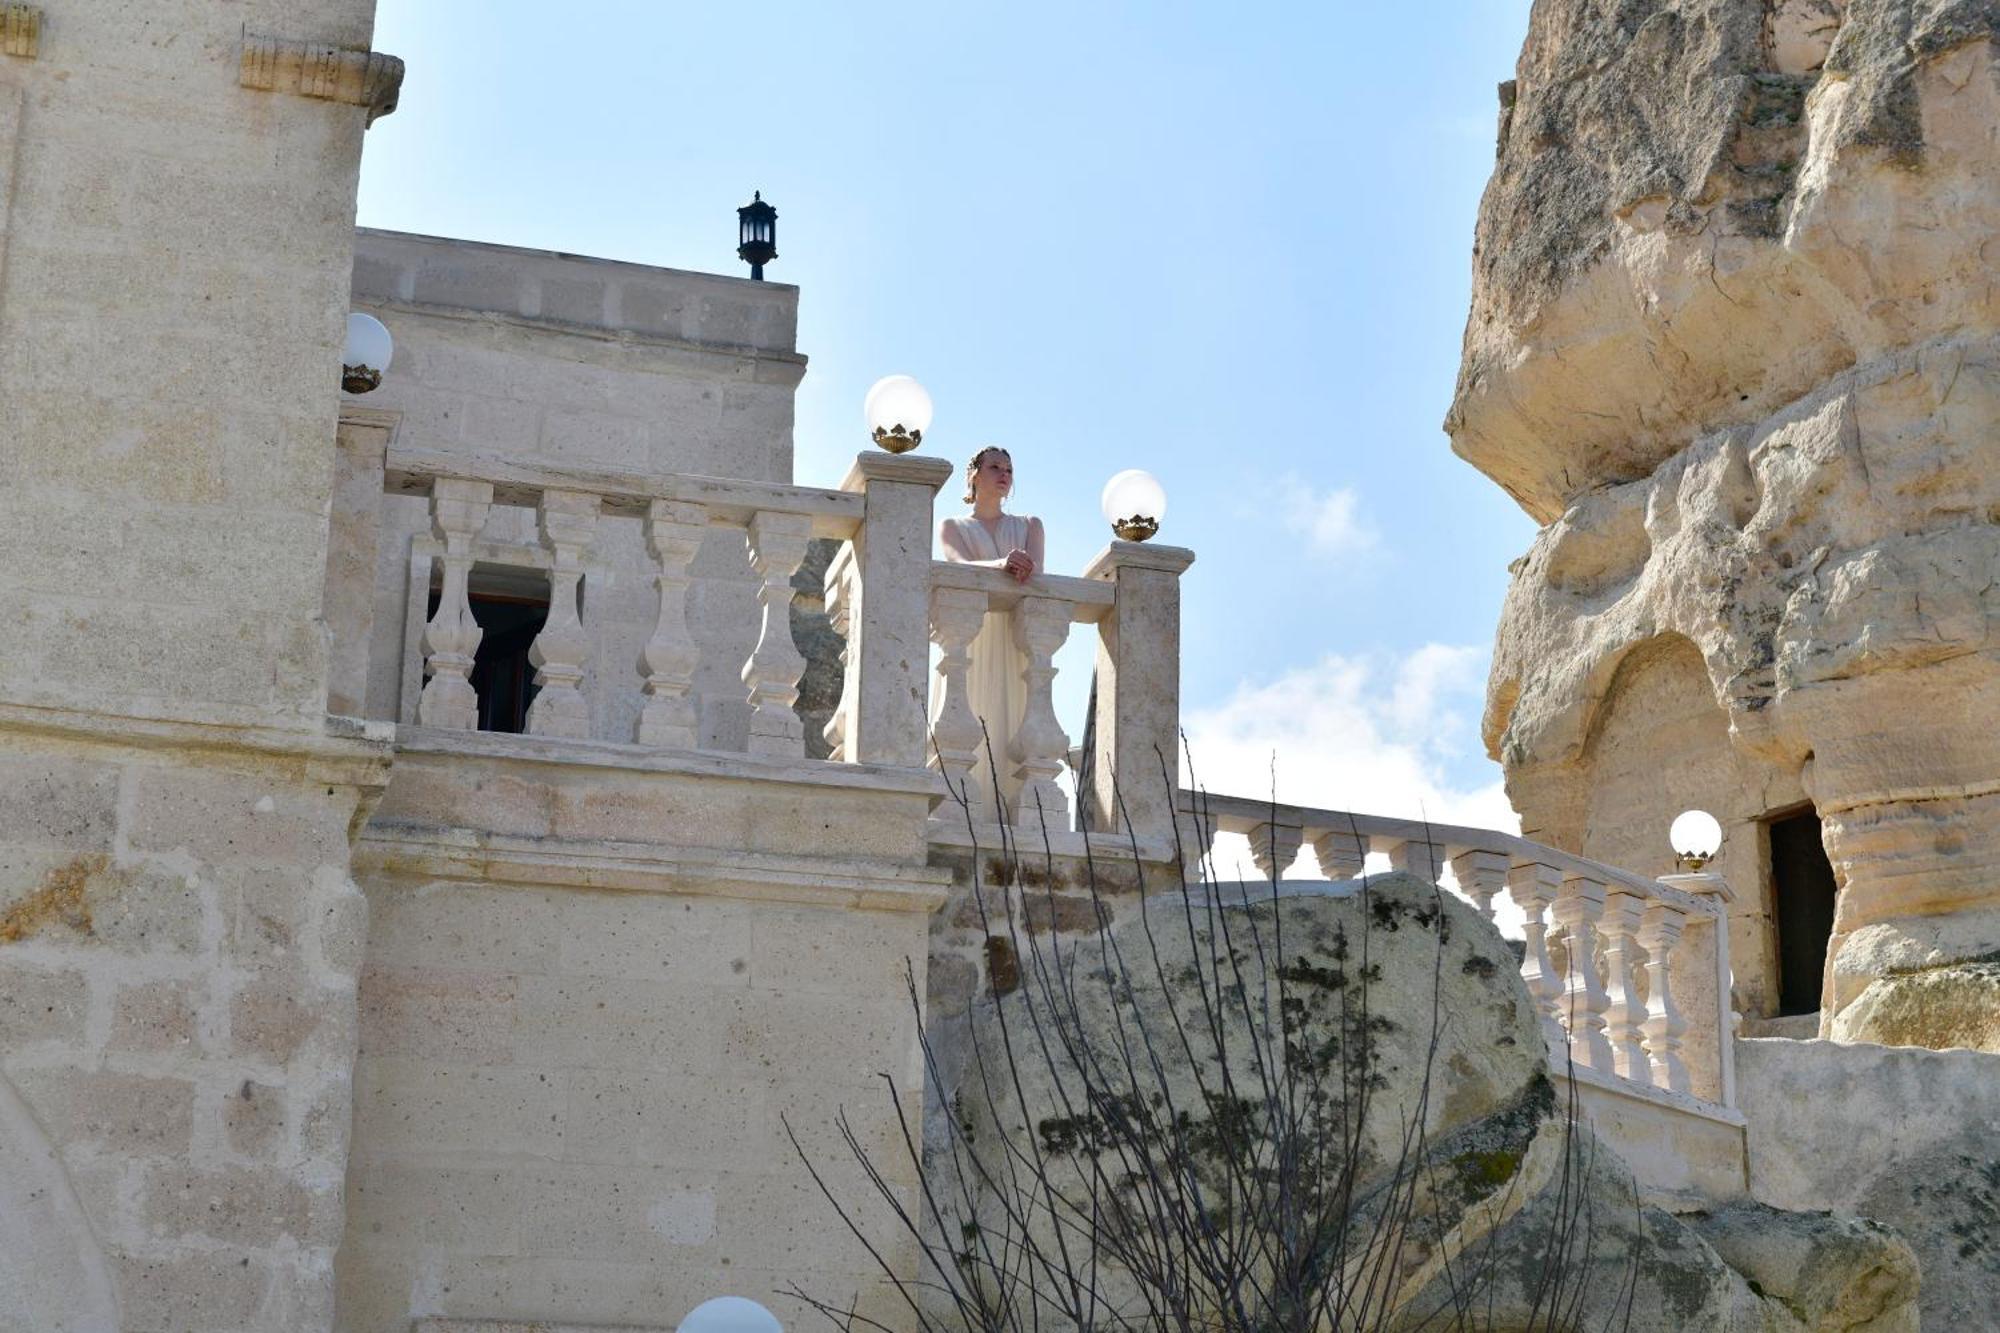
[[962, 446, 1011, 505]]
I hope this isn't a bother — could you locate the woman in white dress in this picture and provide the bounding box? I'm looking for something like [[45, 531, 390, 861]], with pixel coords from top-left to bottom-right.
[[937, 447, 1045, 822]]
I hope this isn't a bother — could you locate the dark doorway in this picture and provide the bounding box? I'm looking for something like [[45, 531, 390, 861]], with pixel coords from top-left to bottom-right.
[[1769, 809, 1838, 1017], [424, 588, 549, 734]]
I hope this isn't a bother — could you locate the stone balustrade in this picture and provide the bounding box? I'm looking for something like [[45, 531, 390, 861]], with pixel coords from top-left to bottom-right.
[[1176, 790, 1741, 1114], [908, 540, 1196, 848], [385, 448, 873, 758]]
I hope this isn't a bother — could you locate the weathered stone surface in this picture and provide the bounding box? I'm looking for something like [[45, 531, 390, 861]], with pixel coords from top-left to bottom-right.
[[1684, 1200, 1920, 1332], [1831, 960, 2000, 1051], [1457, 0, 2000, 1035], [1739, 1036, 2000, 1327]]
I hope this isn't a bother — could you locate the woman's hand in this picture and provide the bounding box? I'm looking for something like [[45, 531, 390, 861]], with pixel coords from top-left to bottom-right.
[[1003, 548, 1035, 583]]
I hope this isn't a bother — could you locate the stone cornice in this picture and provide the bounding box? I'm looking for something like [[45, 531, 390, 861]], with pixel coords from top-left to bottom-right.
[[1084, 539, 1197, 580], [0, 702, 394, 790], [239, 31, 403, 124], [841, 450, 955, 494], [1, 5, 37, 60]]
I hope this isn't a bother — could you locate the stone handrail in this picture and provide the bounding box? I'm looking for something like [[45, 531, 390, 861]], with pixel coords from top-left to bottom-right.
[[1177, 789, 1739, 1113], [386, 448, 868, 757]]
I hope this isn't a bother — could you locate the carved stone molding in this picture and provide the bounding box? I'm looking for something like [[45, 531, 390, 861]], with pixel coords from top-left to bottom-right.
[[1, 6, 37, 60], [239, 32, 403, 124]]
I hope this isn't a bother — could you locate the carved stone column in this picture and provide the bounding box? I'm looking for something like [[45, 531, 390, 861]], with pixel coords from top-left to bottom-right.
[[741, 510, 813, 757], [417, 478, 493, 730], [1449, 848, 1511, 922], [1551, 874, 1616, 1072], [820, 546, 855, 761], [1247, 821, 1303, 880], [1638, 902, 1692, 1093], [1082, 541, 1197, 846], [523, 489, 601, 740], [839, 453, 955, 767], [929, 587, 991, 813], [1009, 595, 1073, 828], [1506, 860, 1569, 1063], [1312, 829, 1367, 880], [1600, 889, 1650, 1082], [636, 499, 707, 749]]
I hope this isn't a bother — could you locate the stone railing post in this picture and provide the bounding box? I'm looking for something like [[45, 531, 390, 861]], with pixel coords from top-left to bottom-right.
[[417, 478, 493, 730], [1449, 848, 1510, 923], [1083, 540, 1196, 846], [1600, 889, 1650, 1083], [1009, 596, 1073, 828], [1506, 860, 1569, 1063], [1664, 871, 1739, 1109], [1312, 829, 1367, 880], [1637, 902, 1691, 1093], [636, 498, 707, 749], [839, 454, 954, 767], [742, 510, 814, 757], [929, 587, 991, 815], [524, 489, 601, 739], [1247, 821, 1303, 880], [1550, 873, 1615, 1073]]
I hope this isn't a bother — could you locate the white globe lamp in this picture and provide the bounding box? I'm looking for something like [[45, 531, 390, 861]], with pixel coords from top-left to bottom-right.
[[677, 1296, 782, 1333], [342, 312, 393, 394], [1100, 469, 1167, 542], [1670, 809, 1724, 871], [864, 374, 933, 453]]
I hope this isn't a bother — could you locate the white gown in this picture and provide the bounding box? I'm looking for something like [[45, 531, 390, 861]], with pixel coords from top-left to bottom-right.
[[938, 513, 1033, 823]]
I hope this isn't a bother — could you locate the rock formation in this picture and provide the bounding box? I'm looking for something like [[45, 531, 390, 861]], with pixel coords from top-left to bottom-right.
[[1450, 0, 2000, 1038], [918, 875, 1918, 1331]]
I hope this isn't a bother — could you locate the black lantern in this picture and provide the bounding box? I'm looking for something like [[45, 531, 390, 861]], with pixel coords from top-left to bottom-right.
[[737, 191, 777, 281]]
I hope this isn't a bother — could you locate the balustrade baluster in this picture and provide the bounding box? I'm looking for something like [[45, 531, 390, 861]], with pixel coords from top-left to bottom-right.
[[524, 489, 601, 739], [819, 550, 854, 761], [1506, 861, 1569, 1063], [928, 587, 989, 810], [1311, 829, 1367, 880], [1246, 822, 1303, 880], [1638, 902, 1692, 1093], [636, 498, 706, 749], [417, 478, 493, 730], [1008, 596, 1072, 828], [1550, 874, 1615, 1072], [1600, 889, 1650, 1082], [1382, 837, 1447, 883], [1449, 848, 1510, 922], [741, 510, 813, 757]]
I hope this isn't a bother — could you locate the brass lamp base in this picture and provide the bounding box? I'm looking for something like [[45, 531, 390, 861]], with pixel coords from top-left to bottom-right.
[[871, 425, 922, 454], [342, 364, 382, 395], [1111, 515, 1159, 542]]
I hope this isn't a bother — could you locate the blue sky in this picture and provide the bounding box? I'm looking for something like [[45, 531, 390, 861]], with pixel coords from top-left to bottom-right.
[[358, 1, 1540, 832]]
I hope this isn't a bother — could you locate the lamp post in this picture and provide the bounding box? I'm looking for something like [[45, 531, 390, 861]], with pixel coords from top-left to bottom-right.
[[1100, 469, 1167, 541], [737, 191, 777, 280], [864, 374, 933, 452], [342, 312, 393, 394]]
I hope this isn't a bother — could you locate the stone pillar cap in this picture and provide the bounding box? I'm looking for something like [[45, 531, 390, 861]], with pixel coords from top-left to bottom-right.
[[1085, 539, 1196, 580], [840, 451, 955, 493]]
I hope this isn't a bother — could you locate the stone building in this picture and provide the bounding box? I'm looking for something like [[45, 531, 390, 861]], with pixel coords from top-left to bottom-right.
[[0, 2, 1996, 1331]]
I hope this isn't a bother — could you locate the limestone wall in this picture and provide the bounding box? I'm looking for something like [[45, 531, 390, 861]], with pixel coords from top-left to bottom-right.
[[0, 5, 395, 1330], [340, 738, 948, 1331], [1454, 0, 2000, 1033]]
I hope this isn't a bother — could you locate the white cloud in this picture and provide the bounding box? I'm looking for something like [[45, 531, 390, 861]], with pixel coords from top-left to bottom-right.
[[1278, 481, 1375, 556], [1180, 644, 1521, 904]]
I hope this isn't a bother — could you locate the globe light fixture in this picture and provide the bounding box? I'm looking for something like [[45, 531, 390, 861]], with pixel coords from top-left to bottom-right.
[[737, 191, 777, 281], [677, 1296, 782, 1333], [1100, 469, 1167, 542], [864, 374, 933, 453], [342, 312, 393, 395], [1670, 809, 1724, 871]]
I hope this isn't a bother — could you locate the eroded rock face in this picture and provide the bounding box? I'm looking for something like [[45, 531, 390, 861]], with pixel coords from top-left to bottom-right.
[[923, 876, 1916, 1330], [1454, 0, 2000, 1036]]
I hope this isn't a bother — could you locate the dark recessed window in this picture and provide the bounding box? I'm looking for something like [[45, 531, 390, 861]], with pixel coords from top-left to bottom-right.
[[424, 585, 550, 735], [1768, 808, 1838, 1017]]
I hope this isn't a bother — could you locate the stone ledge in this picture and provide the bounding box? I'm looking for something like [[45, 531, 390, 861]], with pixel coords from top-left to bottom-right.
[[356, 822, 952, 913], [416, 1321, 673, 1333], [0, 701, 393, 788]]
